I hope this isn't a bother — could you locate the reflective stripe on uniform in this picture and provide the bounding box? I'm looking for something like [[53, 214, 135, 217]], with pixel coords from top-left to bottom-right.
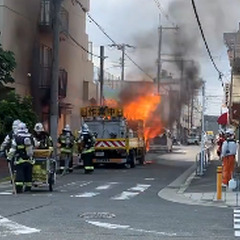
[[60, 148, 72, 153], [16, 158, 34, 165], [25, 182, 32, 187], [82, 148, 95, 154], [17, 145, 25, 150], [15, 182, 24, 186], [84, 166, 94, 170]]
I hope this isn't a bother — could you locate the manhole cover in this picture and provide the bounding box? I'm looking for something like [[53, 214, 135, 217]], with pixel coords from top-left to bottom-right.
[[78, 212, 116, 219]]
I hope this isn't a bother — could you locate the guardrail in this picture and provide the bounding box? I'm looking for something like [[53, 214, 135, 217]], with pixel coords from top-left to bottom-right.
[[195, 144, 214, 176]]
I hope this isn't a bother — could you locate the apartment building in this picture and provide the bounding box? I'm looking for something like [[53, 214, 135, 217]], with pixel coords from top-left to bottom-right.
[[0, 0, 96, 132], [224, 23, 240, 124]]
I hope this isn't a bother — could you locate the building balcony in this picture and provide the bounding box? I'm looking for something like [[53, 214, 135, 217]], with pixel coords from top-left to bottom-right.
[[39, 0, 69, 35], [39, 67, 68, 99]]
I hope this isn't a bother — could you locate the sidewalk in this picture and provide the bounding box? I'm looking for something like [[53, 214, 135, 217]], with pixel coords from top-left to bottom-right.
[[159, 156, 240, 208]]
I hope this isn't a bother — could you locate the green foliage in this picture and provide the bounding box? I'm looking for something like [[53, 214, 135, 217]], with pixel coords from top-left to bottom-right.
[[0, 91, 38, 140], [0, 44, 16, 86]]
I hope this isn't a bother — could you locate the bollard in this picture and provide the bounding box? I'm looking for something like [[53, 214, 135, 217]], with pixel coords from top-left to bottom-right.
[[216, 166, 222, 200]]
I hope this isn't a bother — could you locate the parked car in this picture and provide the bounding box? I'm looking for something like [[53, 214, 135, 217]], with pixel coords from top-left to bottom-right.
[[149, 132, 173, 152], [187, 134, 199, 145]]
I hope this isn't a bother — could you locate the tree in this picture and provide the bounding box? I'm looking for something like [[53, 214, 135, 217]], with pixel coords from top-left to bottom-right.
[[0, 44, 16, 87], [0, 92, 38, 141]]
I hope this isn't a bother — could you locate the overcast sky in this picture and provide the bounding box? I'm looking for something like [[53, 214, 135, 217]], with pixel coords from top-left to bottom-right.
[[86, 0, 240, 116]]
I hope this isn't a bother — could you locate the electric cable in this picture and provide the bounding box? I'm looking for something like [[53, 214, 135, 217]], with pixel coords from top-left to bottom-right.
[[68, 32, 100, 58], [153, 0, 176, 27], [75, 0, 156, 81], [191, 0, 224, 83]]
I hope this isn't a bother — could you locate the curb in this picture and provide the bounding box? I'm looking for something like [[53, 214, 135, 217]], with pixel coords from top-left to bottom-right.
[[158, 162, 228, 208]]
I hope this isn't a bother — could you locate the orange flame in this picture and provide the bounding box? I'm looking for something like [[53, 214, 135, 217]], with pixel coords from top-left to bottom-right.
[[123, 94, 162, 150], [104, 93, 163, 151], [104, 99, 119, 108]]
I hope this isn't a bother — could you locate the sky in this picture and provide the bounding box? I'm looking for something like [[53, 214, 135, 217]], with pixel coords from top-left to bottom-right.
[[86, 0, 240, 116]]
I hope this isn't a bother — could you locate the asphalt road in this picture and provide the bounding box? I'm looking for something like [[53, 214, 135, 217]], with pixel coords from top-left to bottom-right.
[[0, 145, 236, 239]]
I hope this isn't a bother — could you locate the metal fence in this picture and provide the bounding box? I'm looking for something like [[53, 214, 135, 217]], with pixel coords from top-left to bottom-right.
[[195, 145, 213, 176]]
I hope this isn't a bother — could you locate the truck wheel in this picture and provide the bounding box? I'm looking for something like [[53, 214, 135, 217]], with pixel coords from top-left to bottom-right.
[[130, 151, 136, 168], [48, 173, 54, 192]]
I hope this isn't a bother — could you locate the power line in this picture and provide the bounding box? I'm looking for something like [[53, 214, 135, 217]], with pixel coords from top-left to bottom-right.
[[153, 0, 176, 27], [68, 32, 100, 58], [75, 0, 156, 82], [191, 0, 223, 81]]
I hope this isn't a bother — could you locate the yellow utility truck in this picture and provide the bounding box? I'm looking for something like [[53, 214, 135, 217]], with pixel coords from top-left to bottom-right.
[[80, 106, 146, 168]]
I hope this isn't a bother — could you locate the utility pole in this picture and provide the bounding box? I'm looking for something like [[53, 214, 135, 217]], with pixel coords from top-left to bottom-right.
[[156, 23, 178, 94], [99, 46, 105, 106], [109, 44, 134, 81], [190, 94, 194, 128], [157, 25, 162, 94], [51, 0, 63, 157], [200, 81, 205, 176]]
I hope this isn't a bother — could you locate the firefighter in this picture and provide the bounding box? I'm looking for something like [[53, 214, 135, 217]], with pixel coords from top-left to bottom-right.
[[221, 129, 237, 186], [7, 122, 34, 193], [58, 124, 75, 173], [0, 119, 21, 155], [78, 123, 95, 174], [33, 122, 53, 150]]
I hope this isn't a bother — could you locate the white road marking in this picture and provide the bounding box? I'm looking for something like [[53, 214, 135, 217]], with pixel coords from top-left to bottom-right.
[[86, 220, 177, 236], [128, 184, 151, 192], [234, 223, 240, 229], [0, 215, 40, 235], [234, 209, 240, 237], [0, 192, 12, 195], [112, 183, 151, 200], [96, 182, 118, 190], [70, 192, 100, 198], [144, 178, 155, 181], [111, 191, 139, 200]]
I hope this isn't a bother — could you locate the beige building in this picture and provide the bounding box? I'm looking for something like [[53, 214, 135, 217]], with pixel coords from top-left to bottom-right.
[[224, 23, 240, 124], [0, 0, 96, 132]]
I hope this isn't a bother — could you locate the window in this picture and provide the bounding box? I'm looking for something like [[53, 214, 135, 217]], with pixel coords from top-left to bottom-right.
[[40, 0, 51, 26], [83, 81, 89, 102]]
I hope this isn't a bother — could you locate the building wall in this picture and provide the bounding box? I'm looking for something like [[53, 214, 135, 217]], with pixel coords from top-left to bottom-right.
[[0, 0, 41, 95], [0, 0, 96, 132]]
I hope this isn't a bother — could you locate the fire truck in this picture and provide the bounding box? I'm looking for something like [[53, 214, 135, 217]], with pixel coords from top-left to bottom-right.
[[80, 106, 146, 168]]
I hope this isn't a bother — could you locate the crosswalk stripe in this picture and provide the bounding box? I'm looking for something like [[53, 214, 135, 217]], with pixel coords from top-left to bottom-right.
[[234, 219, 240, 223], [111, 191, 139, 200], [234, 214, 240, 218], [234, 223, 240, 229], [235, 231, 240, 237], [0, 215, 40, 235], [234, 210, 240, 213], [70, 192, 100, 198], [0, 192, 12, 195], [128, 184, 151, 192]]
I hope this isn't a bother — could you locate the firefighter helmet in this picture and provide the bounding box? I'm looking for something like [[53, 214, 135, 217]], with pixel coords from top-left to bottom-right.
[[34, 123, 44, 133], [17, 122, 28, 133], [63, 124, 71, 132], [12, 119, 21, 133]]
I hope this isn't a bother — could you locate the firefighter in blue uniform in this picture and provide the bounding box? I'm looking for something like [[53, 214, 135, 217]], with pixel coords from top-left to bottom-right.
[[7, 122, 34, 193], [78, 123, 95, 174], [58, 124, 75, 173], [33, 122, 53, 150], [0, 119, 21, 155]]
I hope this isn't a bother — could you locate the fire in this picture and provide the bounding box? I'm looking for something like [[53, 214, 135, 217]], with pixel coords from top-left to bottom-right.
[[104, 91, 163, 151], [124, 94, 163, 151], [104, 99, 119, 108]]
